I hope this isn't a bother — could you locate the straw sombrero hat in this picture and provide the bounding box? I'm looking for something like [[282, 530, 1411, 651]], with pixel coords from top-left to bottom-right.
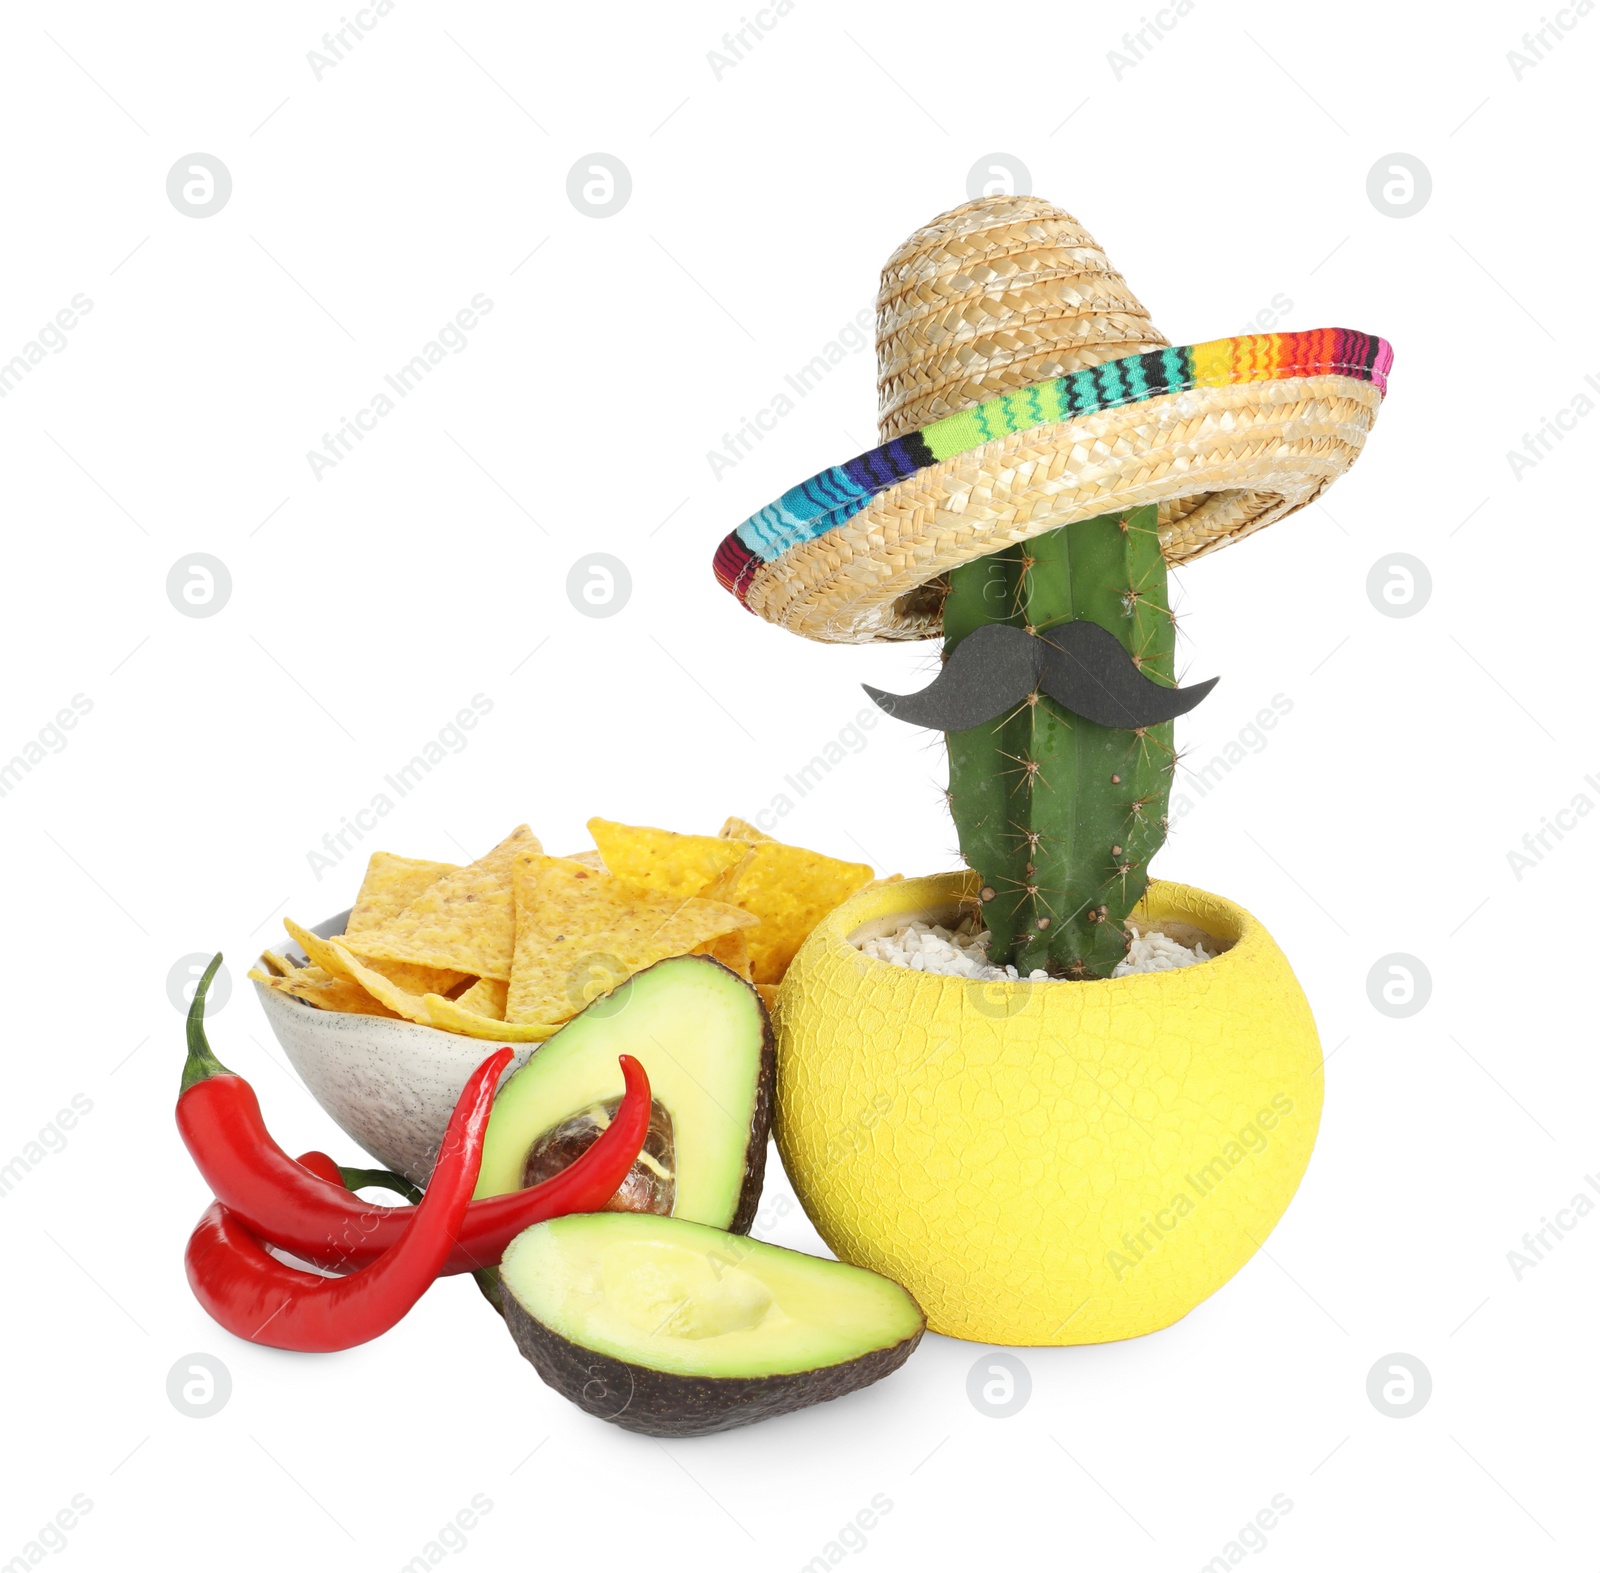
[[713, 194, 1392, 644]]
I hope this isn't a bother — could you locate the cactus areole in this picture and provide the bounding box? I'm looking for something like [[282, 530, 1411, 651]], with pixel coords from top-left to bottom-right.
[[710, 194, 1393, 977]]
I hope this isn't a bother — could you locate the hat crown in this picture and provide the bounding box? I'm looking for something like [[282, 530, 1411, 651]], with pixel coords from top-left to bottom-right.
[[875, 194, 1170, 443]]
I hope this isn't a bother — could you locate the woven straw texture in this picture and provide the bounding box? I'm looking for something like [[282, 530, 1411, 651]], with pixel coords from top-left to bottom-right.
[[876, 194, 1170, 442], [740, 193, 1383, 643]]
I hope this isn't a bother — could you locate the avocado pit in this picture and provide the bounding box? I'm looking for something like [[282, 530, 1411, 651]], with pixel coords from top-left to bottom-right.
[[520, 1095, 677, 1216]]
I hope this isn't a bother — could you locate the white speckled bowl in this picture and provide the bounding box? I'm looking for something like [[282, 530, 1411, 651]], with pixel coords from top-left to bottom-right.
[[254, 910, 532, 1185]]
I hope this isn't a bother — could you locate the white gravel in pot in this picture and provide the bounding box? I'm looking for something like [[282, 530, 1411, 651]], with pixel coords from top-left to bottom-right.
[[856, 915, 1212, 980]]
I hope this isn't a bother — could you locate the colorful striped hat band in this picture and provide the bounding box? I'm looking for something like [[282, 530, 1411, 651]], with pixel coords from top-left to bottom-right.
[[712, 197, 1392, 644]]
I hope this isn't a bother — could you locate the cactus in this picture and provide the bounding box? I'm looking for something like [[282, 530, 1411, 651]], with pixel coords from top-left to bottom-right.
[[943, 504, 1177, 978]]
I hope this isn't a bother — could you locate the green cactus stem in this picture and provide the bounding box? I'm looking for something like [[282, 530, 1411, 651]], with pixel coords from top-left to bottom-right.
[[943, 504, 1178, 978]]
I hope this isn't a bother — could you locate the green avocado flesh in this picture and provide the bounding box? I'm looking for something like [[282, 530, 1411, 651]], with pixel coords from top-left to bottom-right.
[[499, 1213, 925, 1435], [475, 956, 773, 1233]]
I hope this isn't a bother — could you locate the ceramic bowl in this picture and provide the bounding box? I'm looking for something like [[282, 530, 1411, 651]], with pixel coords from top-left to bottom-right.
[[254, 910, 531, 1184]]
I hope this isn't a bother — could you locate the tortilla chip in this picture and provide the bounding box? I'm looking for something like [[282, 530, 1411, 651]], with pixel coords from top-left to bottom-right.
[[321, 942, 436, 1024], [271, 961, 332, 990], [257, 960, 342, 998], [250, 964, 301, 989], [334, 825, 538, 981], [695, 928, 753, 981], [250, 965, 401, 1019], [284, 917, 467, 1000], [562, 849, 607, 870], [347, 851, 459, 934], [326, 940, 556, 1042], [256, 949, 293, 977], [719, 816, 773, 842], [705, 849, 757, 903], [716, 838, 875, 984], [587, 819, 752, 901], [756, 982, 780, 1013], [452, 977, 508, 1021], [424, 991, 556, 1043], [506, 854, 755, 1027]]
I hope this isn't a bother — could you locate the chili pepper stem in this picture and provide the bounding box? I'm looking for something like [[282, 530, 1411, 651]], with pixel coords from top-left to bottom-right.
[[181, 952, 234, 1094], [338, 1167, 423, 1205]]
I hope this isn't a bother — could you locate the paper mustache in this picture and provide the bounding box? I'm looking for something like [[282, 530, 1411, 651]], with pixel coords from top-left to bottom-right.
[[863, 622, 1218, 732]]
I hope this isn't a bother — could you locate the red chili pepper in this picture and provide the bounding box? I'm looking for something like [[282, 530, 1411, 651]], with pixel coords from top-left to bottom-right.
[[185, 1045, 510, 1351], [296, 1151, 343, 1185], [179, 955, 651, 1272]]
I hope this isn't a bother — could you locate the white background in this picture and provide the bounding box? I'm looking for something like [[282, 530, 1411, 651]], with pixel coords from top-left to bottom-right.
[[1, 0, 1594, 1567]]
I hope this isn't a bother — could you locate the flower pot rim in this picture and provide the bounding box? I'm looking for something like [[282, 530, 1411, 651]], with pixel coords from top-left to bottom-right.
[[812, 871, 1266, 994]]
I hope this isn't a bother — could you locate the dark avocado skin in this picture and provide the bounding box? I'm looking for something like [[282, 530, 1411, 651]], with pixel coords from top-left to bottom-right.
[[502, 1291, 924, 1437], [719, 963, 775, 1236]]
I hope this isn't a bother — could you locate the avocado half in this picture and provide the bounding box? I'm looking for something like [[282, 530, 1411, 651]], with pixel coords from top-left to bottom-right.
[[499, 1212, 925, 1436], [476, 956, 773, 1234]]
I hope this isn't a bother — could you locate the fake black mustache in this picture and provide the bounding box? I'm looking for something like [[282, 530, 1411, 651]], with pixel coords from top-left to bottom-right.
[[863, 622, 1218, 732]]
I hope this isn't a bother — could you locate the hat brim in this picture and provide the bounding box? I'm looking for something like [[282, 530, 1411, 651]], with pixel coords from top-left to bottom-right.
[[714, 329, 1392, 643]]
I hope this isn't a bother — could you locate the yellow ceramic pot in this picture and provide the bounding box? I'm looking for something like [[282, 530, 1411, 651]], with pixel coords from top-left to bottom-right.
[[775, 874, 1323, 1345]]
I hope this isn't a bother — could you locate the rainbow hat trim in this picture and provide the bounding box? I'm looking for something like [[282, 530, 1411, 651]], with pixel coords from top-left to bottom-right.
[[714, 328, 1392, 610]]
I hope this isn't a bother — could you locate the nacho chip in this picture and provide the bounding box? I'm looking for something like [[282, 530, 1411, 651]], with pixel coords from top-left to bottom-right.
[[334, 825, 538, 981], [284, 917, 467, 1000], [424, 991, 556, 1043], [347, 851, 459, 934], [704, 848, 757, 904], [256, 949, 293, 978], [321, 941, 437, 1024], [250, 963, 309, 990], [719, 816, 773, 842], [562, 849, 607, 871], [756, 983, 780, 1013], [716, 838, 875, 984], [326, 940, 556, 1042], [695, 927, 753, 981], [250, 965, 401, 1019], [506, 854, 755, 1026], [452, 977, 508, 1021], [271, 961, 332, 989], [587, 819, 751, 902]]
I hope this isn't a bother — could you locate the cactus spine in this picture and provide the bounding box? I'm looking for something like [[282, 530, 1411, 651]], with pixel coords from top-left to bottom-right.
[[943, 504, 1177, 978]]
